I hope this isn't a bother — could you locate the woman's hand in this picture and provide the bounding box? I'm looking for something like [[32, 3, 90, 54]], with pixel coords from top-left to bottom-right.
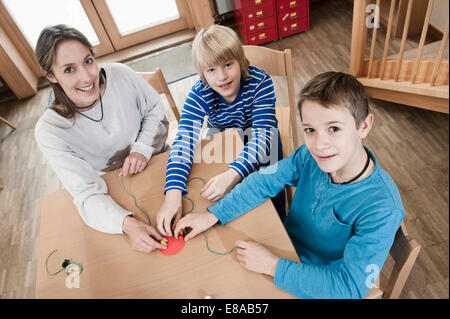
[[201, 169, 242, 202], [122, 152, 148, 177], [122, 216, 167, 253], [174, 212, 219, 241], [235, 240, 280, 277], [156, 189, 183, 237]]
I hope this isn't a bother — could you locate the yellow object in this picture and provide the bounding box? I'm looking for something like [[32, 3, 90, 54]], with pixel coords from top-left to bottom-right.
[[160, 240, 167, 246]]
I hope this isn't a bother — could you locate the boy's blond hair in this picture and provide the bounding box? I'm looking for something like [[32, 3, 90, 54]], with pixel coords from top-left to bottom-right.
[[192, 24, 249, 82]]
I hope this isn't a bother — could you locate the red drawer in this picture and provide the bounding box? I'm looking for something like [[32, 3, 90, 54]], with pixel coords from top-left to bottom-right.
[[278, 17, 308, 38], [242, 2, 275, 20], [241, 0, 274, 10], [277, 0, 308, 13], [277, 6, 308, 24], [246, 16, 276, 34], [246, 27, 278, 45]]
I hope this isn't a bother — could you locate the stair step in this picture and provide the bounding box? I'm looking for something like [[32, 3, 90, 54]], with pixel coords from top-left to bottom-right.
[[358, 77, 449, 99], [388, 40, 449, 60]]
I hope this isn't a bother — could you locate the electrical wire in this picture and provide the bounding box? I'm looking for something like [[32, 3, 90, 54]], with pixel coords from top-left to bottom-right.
[[45, 249, 83, 276], [121, 174, 238, 255]]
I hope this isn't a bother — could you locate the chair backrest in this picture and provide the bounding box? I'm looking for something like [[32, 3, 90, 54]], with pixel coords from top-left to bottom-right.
[[137, 68, 180, 122], [383, 223, 421, 299], [243, 45, 299, 156], [243, 45, 299, 209], [366, 222, 422, 299]]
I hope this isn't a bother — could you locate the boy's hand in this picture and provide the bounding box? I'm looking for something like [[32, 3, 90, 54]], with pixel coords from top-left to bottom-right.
[[201, 169, 242, 201], [156, 189, 183, 237], [122, 216, 167, 253], [173, 212, 219, 241], [122, 152, 148, 177], [235, 240, 280, 277]]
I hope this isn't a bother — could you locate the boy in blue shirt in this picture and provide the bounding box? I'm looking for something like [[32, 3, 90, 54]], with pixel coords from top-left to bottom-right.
[[173, 72, 405, 299]]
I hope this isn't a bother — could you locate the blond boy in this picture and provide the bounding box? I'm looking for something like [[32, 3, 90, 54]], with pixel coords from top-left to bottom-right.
[[157, 25, 285, 236]]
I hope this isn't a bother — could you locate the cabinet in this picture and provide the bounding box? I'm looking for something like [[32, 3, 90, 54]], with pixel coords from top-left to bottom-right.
[[232, 0, 309, 45], [232, 0, 279, 45], [276, 0, 309, 39]]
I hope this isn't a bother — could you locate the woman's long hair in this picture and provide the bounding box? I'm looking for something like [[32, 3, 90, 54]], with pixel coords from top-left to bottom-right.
[[35, 24, 103, 119]]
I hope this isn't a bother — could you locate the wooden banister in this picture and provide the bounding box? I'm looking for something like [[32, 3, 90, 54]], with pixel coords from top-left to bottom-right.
[[368, 0, 381, 78], [350, 0, 448, 113], [411, 0, 434, 83], [394, 0, 414, 82], [350, 0, 369, 77], [430, 19, 449, 86], [380, 0, 397, 79]]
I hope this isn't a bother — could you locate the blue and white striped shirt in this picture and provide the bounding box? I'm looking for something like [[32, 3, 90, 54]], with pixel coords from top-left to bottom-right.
[[165, 66, 278, 194]]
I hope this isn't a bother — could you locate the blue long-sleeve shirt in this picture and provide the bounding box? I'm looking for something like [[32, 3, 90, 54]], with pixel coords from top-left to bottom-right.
[[164, 66, 277, 194], [208, 145, 404, 299]]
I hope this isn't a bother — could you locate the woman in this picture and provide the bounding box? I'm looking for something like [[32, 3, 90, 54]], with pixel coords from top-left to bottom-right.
[[34, 24, 168, 253]]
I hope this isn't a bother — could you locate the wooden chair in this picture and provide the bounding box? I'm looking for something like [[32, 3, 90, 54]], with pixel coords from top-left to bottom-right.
[[0, 115, 16, 130], [243, 45, 299, 158], [137, 68, 180, 122], [366, 223, 422, 299], [243, 45, 299, 207]]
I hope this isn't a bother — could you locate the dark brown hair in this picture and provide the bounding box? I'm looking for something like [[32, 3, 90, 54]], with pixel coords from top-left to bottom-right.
[[35, 24, 103, 119], [298, 72, 370, 128]]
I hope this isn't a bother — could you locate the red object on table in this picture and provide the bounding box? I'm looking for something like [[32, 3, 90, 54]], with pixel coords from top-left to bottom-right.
[[232, 0, 310, 44], [159, 235, 186, 256]]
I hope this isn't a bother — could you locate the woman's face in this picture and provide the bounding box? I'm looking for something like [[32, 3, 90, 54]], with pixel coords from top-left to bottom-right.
[[46, 40, 100, 107]]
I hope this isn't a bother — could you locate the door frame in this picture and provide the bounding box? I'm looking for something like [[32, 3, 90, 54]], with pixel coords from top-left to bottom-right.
[[92, 0, 194, 50]]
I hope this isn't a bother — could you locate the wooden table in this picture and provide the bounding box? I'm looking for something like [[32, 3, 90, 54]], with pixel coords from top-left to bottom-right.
[[35, 130, 300, 298]]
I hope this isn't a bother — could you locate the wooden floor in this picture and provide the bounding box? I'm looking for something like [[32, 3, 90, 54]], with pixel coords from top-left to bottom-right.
[[0, 0, 448, 299]]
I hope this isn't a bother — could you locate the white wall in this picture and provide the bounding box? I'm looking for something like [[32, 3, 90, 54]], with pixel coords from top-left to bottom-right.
[[430, 0, 448, 33], [215, 0, 233, 15]]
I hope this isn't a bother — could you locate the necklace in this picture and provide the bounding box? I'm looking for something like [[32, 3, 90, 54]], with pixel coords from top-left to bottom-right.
[[331, 148, 371, 185], [76, 93, 110, 134], [73, 98, 98, 110]]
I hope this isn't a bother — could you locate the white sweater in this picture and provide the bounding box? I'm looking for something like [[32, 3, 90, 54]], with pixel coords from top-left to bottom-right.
[[35, 63, 169, 234]]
